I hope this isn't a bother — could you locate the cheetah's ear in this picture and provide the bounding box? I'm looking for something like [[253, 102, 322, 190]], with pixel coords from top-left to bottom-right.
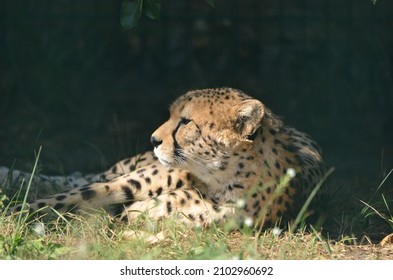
[[234, 99, 265, 140]]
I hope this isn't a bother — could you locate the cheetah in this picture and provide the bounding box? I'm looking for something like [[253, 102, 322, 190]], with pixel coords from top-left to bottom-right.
[[1, 88, 325, 228]]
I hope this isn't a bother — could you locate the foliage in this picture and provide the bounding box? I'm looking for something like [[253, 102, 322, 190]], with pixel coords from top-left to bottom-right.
[[121, 0, 215, 29], [3, 208, 392, 260], [361, 169, 393, 230]]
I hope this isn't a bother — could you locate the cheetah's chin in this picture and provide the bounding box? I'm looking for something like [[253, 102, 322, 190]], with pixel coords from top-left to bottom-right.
[[155, 156, 174, 168], [158, 159, 171, 167]]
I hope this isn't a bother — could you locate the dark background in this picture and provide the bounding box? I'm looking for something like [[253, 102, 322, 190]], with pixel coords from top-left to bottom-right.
[[0, 0, 392, 237]]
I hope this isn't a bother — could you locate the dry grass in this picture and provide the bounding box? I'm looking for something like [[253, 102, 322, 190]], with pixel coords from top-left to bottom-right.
[[1, 208, 393, 260]]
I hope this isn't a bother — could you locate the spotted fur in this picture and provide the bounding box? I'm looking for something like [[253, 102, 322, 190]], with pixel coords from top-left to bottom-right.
[[2, 88, 324, 228]]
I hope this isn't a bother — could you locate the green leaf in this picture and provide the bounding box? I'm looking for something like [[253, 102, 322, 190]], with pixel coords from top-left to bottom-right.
[[144, 0, 161, 20], [121, 0, 144, 30], [204, 0, 216, 8]]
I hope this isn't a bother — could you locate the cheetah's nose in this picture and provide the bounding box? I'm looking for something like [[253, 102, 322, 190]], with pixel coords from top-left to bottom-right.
[[150, 136, 163, 148]]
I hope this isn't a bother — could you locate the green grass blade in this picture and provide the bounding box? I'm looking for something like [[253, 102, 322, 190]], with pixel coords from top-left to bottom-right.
[[10, 146, 43, 256], [15, 146, 42, 227], [290, 167, 334, 234], [377, 168, 393, 191]]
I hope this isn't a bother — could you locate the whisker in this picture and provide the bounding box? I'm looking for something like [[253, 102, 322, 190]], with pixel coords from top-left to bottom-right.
[[178, 150, 206, 168], [174, 152, 189, 167]]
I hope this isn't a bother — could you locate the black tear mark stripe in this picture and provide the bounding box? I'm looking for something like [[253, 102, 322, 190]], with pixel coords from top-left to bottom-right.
[[172, 121, 186, 161]]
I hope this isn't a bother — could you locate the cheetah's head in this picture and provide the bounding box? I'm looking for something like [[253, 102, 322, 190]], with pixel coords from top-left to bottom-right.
[[150, 88, 265, 181]]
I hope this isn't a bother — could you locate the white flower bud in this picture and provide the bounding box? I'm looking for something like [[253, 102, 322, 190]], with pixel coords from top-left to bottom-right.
[[286, 168, 296, 178]]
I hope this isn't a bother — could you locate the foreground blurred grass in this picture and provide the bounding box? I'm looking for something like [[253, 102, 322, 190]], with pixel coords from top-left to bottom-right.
[[2, 209, 393, 260]]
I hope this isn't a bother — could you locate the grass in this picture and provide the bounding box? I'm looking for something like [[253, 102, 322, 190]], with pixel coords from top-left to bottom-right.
[[2, 210, 393, 260], [360, 168, 393, 234], [0, 208, 327, 260], [1, 160, 393, 260]]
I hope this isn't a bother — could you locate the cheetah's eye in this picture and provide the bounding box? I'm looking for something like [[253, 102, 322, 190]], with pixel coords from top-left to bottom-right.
[[179, 117, 191, 126]]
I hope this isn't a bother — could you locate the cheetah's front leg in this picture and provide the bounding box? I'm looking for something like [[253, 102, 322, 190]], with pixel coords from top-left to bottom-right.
[[9, 162, 192, 216], [120, 188, 236, 227]]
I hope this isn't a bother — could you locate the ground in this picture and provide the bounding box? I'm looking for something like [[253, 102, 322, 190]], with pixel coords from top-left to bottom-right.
[[1, 191, 393, 260]]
